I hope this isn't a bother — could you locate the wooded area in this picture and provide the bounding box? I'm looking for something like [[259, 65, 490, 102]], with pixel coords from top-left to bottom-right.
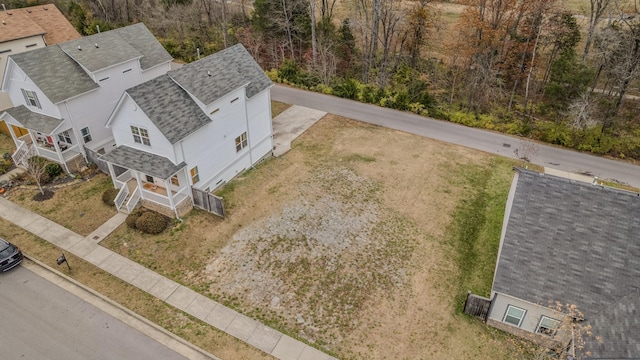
[[7, 0, 640, 160]]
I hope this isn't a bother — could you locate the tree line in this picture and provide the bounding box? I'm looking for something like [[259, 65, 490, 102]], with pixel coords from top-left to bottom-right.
[[7, 0, 640, 160]]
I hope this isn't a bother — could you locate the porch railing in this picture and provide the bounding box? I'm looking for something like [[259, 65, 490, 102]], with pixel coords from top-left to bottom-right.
[[114, 185, 130, 212], [125, 187, 141, 213], [115, 170, 133, 189], [12, 140, 30, 167]]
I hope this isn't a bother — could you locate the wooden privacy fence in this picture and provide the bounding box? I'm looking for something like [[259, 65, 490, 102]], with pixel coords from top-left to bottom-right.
[[192, 188, 225, 218], [463, 292, 492, 321]]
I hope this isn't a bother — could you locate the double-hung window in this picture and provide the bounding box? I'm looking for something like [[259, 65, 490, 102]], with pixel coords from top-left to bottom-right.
[[536, 316, 560, 336], [503, 305, 526, 327], [81, 127, 92, 143], [235, 132, 247, 152], [190, 167, 199, 184], [21, 89, 41, 109], [131, 126, 150, 146]]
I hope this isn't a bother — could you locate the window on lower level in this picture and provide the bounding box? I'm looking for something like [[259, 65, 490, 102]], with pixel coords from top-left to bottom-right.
[[536, 316, 560, 336], [503, 305, 526, 327], [190, 166, 199, 184], [146, 175, 154, 183], [235, 132, 247, 152], [171, 175, 179, 186], [81, 127, 92, 143], [58, 130, 72, 144]]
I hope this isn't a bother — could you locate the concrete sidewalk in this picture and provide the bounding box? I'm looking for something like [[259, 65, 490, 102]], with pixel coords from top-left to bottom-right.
[[0, 198, 337, 360]]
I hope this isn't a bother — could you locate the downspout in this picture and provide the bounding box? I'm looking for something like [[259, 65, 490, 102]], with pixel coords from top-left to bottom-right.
[[63, 100, 88, 164], [243, 90, 254, 166]]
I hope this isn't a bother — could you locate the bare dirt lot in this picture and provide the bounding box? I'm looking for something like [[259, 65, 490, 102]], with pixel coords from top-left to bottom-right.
[[103, 114, 521, 359]]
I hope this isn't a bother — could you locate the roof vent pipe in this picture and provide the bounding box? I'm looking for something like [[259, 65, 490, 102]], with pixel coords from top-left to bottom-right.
[[77, 45, 81, 51], [207, 70, 211, 76], [95, 43, 99, 48]]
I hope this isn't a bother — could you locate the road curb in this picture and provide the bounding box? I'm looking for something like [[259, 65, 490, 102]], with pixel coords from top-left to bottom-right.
[[22, 254, 221, 360]]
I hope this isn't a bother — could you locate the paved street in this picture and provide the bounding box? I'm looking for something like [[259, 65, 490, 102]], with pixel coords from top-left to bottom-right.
[[0, 264, 187, 360], [272, 85, 640, 188]]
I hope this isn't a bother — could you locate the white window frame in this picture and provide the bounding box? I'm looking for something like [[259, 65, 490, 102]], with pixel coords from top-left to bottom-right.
[[190, 166, 199, 184], [536, 316, 560, 336], [58, 130, 72, 144], [131, 126, 150, 146], [22, 89, 41, 109], [81, 127, 92, 143], [503, 305, 526, 327], [235, 132, 247, 152]]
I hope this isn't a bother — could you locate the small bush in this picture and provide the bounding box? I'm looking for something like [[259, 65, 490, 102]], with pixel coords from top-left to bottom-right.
[[45, 163, 63, 178], [135, 211, 168, 234], [0, 159, 12, 175], [126, 208, 145, 229], [102, 188, 119, 206]]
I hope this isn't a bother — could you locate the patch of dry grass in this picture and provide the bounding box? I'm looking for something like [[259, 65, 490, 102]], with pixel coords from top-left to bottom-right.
[[5, 173, 117, 236], [103, 115, 523, 359], [271, 101, 291, 118], [0, 133, 14, 155]]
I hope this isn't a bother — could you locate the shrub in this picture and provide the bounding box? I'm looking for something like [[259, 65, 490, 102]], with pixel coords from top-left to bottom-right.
[[0, 159, 12, 175], [126, 208, 145, 229], [135, 211, 168, 234], [45, 163, 63, 178], [101, 188, 119, 206]]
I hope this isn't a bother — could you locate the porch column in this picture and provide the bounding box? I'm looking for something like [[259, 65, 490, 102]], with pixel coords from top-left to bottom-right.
[[134, 172, 143, 197], [51, 140, 71, 174], [164, 178, 177, 217], [106, 163, 118, 188]]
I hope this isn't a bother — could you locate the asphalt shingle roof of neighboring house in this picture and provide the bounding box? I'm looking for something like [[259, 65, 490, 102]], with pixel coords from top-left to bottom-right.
[[8, 46, 98, 104], [100, 145, 186, 179], [3, 105, 63, 133], [126, 74, 211, 144], [0, 9, 46, 43], [584, 288, 640, 359], [112, 23, 172, 71], [7, 23, 171, 103], [168, 44, 272, 104], [58, 30, 143, 73], [0, 4, 80, 45], [493, 169, 640, 359]]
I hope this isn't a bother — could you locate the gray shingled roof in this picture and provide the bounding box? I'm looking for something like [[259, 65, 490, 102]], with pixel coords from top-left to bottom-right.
[[59, 29, 142, 73], [4, 105, 63, 133], [584, 289, 640, 359], [100, 145, 186, 179], [7, 23, 171, 104], [168, 44, 272, 104], [112, 23, 172, 70], [8, 46, 98, 104], [493, 169, 640, 359], [126, 74, 211, 144]]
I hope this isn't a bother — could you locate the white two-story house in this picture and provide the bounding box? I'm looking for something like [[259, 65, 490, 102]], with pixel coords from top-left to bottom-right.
[[0, 23, 171, 172], [102, 44, 274, 217]]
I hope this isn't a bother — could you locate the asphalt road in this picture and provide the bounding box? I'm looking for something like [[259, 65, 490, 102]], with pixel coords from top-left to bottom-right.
[[0, 265, 187, 360], [272, 85, 640, 188]]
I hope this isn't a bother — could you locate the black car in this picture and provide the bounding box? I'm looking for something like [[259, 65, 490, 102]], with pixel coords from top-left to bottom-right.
[[0, 238, 23, 272]]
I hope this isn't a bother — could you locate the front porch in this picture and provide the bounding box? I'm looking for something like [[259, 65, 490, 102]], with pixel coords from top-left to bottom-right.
[[12, 135, 84, 173], [113, 169, 193, 218], [2, 106, 86, 173]]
